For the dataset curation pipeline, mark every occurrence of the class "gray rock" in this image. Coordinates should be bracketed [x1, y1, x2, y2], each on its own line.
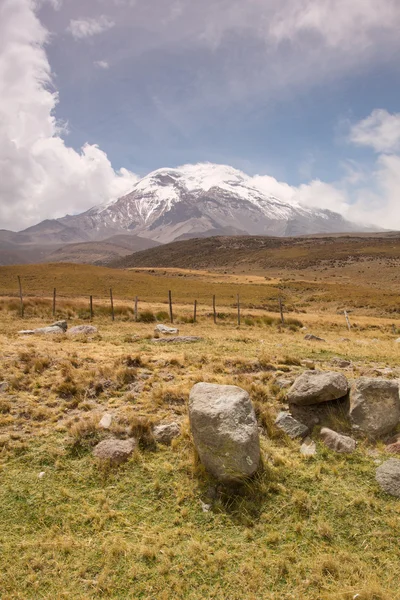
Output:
[320, 427, 356, 453]
[50, 320, 68, 332]
[68, 325, 98, 335]
[300, 438, 317, 456]
[99, 413, 113, 429]
[395, 338, 400, 344]
[304, 334, 326, 342]
[349, 378, 400, 438]
[19, 325, 65, 335]
[287, 370, 349, 406]
[93, 438, 136, 464]
[155, 324, 179, 335]
[153, 422, 181, 445]
[376, 459, 400, 497]
[0, 382, 8, 393]
[330, 357, 352, 368]
[189, 382, 260, 484]
[275, 412, 308, 439]
[151, 336, 203, 344]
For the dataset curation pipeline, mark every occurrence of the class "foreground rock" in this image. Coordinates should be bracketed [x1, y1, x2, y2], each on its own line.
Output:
[376, 459, 400, 497]
[153, 422, 181, 445]
[152, 336, 203, 344]
[93, 438, 136, 464]
[68, 325, 98, 336]
[189, 383, 260, 483]
[155, 324, 179, 335]
[288, 371, 349, 406]
[275, 412, 308, 439]
[320, 427, 356, 453]
[349, 378, 400, 438]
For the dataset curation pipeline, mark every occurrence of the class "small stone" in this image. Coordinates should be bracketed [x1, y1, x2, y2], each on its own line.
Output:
[151, 336, 203, 344]
[376, 459, 400, 497]
[93, 438, 136, 464]
[38, 471, 46, 479]
[300, 438, 317, 456]
[153, 422, 181, 445]
[155, 324, 179, 335]
[304, 334, 326, 342]
[275, 412, 308, 439]
[50, 320, 68, 332]
[320, 427, 356, 453]
[99, 413, 113, 430]
[0, 382, 9, 393]
[395, 338, 400, 344]
[200, 500, 211, 513]
[330, 357, 352, 368]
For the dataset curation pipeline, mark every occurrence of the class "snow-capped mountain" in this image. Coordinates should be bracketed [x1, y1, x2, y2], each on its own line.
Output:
[58, 163, 365, 243]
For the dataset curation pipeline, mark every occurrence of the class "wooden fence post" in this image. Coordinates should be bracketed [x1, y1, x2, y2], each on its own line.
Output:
[89, 296, 93, 321]
[134, 296, 138, 322]
[17, 276, 24, 318]
[213, 295, 217, 324]
[169, 290, 173, 324]
[279, 297, 285, 325]
[52, 287, 56, 317]
[110, 288, 115, 321]
[344, 310, 351, 331]
[237, 294, 241, 326]
[193, 299, 197, 323]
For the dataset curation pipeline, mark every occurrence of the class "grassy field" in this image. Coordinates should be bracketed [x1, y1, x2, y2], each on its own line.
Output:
[0, 263, 400, 599]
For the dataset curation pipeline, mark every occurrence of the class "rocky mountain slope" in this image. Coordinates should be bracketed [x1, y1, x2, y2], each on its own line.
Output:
[1, 163, 377, 265]
[59, 163, 368, 244]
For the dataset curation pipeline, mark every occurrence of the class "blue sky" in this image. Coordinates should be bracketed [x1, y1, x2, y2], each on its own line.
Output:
[1, 0, 400, 230]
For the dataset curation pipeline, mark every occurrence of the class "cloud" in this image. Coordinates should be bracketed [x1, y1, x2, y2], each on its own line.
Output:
[0, 0, 138, 231]
[67, 15, 115, 40]
[94, 60, 110, 69]
[349, 109, 400, 153]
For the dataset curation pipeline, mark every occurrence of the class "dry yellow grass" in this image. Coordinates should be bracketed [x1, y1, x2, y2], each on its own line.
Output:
[0, 265, 400, 598]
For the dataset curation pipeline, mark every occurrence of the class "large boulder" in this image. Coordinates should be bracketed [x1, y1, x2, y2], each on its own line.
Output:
[320, 427, 356, 453]
[287, 370, 349, 406]
[349, 378, 400, 438]
[376, 459, 400, 497]
[189, 383, 260, 484]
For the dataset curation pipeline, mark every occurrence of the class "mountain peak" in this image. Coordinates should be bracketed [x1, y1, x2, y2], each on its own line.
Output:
[57, 162, 373, 243]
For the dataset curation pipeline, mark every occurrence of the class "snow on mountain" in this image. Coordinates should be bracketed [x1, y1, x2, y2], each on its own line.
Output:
[58, 162, 367, 243]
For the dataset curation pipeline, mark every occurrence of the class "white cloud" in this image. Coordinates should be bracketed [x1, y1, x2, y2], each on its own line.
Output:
[0, 0, 138, 231]
[94, 60, 110, 69]
[349, 109, 400, 153]
[67, 15, 115, 40]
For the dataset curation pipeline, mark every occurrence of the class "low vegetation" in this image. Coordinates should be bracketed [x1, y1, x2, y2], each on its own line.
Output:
[0, 263, 400, 598]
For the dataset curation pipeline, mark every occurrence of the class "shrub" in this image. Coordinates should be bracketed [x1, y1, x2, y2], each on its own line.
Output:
[138, 310, 156, 323]
[156, 311, 169, 322]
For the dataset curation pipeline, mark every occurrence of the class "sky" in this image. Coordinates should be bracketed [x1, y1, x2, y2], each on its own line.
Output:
[1, 0, 400, 231]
